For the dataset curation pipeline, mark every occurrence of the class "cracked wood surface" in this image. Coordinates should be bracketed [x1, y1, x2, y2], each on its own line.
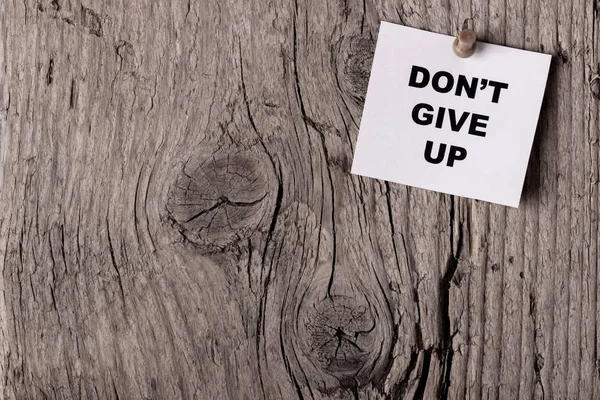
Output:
[1, 0, 600, 399]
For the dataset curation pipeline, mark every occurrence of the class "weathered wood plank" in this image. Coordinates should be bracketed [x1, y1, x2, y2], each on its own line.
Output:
[1, 0, 599, 399]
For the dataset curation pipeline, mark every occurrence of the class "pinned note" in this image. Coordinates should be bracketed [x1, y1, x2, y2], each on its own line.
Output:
[351, 22, 551, 207]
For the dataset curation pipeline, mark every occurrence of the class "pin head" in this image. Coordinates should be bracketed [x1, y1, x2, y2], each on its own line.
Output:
[453, 19, 477, 58]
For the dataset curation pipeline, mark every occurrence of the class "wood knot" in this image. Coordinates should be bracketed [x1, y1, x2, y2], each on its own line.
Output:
[337, 36, 375, 105]
[116, 41, 137, 75]
[298, 293, 391, 388]
[81, 6, 103, 37]
[166, 148, 276, 252]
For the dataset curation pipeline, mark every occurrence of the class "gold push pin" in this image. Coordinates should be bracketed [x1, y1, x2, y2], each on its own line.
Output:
[453, 19, 476, 58]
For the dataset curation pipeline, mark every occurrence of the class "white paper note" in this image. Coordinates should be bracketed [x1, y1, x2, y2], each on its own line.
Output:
[351, 22, 551, 207]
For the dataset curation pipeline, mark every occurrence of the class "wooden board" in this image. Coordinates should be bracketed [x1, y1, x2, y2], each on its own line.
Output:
[1, 0, 599, 398]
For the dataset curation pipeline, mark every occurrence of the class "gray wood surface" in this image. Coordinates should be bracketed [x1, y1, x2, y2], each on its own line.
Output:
[1, 0, 599, 399]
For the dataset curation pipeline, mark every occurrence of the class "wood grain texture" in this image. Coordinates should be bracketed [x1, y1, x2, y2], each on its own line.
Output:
[1, 0, 599, 399]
